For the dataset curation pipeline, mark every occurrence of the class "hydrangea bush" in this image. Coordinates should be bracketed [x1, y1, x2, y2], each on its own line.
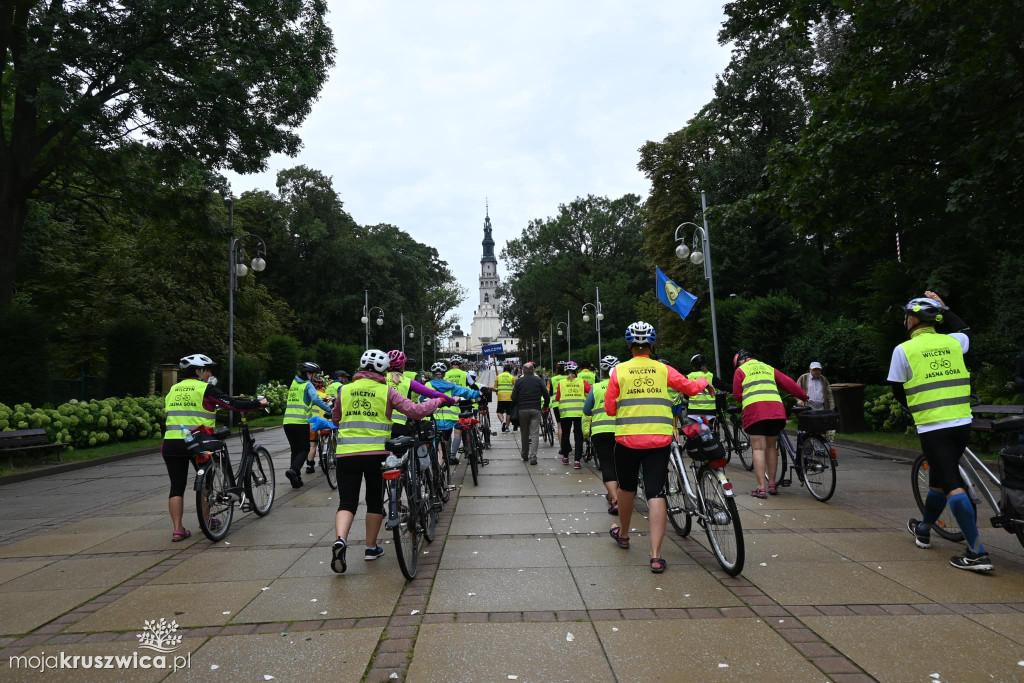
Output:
[0, 396, 166, 450]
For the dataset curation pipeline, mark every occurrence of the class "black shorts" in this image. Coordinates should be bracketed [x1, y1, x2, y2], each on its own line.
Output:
[553, 407, 561, 421]
[614, 442, 670, 499]
[746, 418, 787, 437]
[497, 401, 513, 414]
[919, 423, 971, 493]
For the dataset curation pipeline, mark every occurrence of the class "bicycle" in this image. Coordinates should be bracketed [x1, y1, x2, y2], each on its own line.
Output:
[710, 392, 751, 469]
[192, 402, 276, 542]
[410, 418, 442, 543]
[666, 425, 745, 576]
[458, 400, 485, 485]
[380, 434, 428, 580]
[910, 414, 1024, 548]
[772, 407, 839, 502]
[316, 427, 337, 490]
[541, 409, 555, 447]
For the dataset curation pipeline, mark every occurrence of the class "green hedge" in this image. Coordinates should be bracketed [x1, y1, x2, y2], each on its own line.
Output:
[0, 396, 166, 450]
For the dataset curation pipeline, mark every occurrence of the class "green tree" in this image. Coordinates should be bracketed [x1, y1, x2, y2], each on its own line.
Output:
[1, 0, 335, 307]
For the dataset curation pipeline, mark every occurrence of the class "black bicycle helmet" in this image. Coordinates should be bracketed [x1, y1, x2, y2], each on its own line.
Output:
[332, 370, 350, 380]
[903, 297, 947, 323]
[298, 361, 321, 375]
[733, 349, 753, 368]
[691, 353, 705, 369]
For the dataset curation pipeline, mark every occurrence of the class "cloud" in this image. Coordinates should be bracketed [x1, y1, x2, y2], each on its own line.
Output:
[223, 0, 730, 335]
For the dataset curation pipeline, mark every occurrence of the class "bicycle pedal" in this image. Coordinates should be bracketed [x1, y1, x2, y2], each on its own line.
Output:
[241, 503, 253, 513]
[447, 485, 457, 491]
[780, 479, 792, 487]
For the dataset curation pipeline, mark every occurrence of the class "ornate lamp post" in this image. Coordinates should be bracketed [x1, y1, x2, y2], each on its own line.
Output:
[400, 312, 415, 353]
[582, 287, 605, 379]
[360, 289, 384, 350]
[227, 198, 268, 410]
[674, 190, 721, 377]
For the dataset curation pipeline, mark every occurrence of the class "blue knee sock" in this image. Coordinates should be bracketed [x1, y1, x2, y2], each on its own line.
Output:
[948, 492, 985, 555]
[919, 490, 947, 532]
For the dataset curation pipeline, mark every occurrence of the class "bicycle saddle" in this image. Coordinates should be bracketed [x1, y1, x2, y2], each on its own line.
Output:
[213, 426, 231, 440]
[385, 435, 416, 453]
[993, 416, 1024, 433]
[726, 406, 741, 414]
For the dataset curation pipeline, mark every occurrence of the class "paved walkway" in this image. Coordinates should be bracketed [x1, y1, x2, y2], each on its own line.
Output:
[1, 426, 1024, 681]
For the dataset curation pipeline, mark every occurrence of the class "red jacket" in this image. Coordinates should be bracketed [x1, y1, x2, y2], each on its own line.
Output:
[732, 363, 808, 429]
[605, 355, 709, 449]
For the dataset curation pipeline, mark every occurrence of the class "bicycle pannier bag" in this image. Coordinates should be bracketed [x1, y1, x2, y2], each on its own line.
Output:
[684, 433, 727, 461]
[796, 410, 839, 433]
[1000, 445, 1024, 520]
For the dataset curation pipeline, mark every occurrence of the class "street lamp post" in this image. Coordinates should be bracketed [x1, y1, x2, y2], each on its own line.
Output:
[548, 321, 555, 370]
[556, 319, 570, 362]
[674, 190, 721, 377]
[582, 287, 605, 379]
[400, 313, 415, 354]
[360, 290, 384, 350]
[227, 199, 268, 418]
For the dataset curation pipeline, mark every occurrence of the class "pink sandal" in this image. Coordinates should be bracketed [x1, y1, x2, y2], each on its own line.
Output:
[767, 484, 778, 495]
[750, 488, 767, 499]
[172, 529, 191, 542]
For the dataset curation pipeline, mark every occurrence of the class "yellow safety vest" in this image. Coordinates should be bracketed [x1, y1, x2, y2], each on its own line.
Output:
[336, 378, 392, 456]
[496, 372, 515, 401]
[404, 370, 418, 384]
[387, 374, 413, 426]
[687, 371, 716, 412]
[427, 380, 459, 423]
[590, 380, 616, 435]
[559, 378, 586, 418]
[579, 370, 596, 386]
[284, 378, 313, 425]
[740, 360, 782, 410]
[548, 374, 566, 409]
[445, 368, 468, 388]
[613, 356, 674, 437]
[326, 381, 344, 401]
[900, 328, 972, 426]
[164, 379, 215, 439]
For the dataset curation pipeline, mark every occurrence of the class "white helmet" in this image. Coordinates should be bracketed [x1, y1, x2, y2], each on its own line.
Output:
[564, 361, 578, 372]
[600, 355, 619, 371]
[467, 371, 477, 383]
[180, 353, 215, 370]
[624, 321, 656, 345]
[431, 361, 448, 374]
[360, 349, 391, 373]
[450, 355, 464, 364]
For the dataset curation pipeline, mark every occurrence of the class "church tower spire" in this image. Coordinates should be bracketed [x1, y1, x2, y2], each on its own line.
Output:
[481, 200, 496, 264]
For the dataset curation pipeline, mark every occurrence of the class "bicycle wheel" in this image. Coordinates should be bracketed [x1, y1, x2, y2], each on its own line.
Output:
[666, 445, 692, 537]
[482, 412, 491, 448]
[320, 433, 338, 490]
[419, 460, 437, 543]
[245, 446, 276, 516]
[734, 419, 753, 471]
[197, 453, 234, 541]
[773, 439, 790, 488]
[698, 465, 744, 576]
[467, 432, 479, 485]
[799, 434, 836, 502]
[911, 453, 964, 541]
[437, 438, 452, 503]
[543, 416, 554, 446]
[392, 475, 420, 580]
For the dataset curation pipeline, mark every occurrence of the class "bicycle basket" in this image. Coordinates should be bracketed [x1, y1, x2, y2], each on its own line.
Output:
[796, 409, 839, 433]
[684, 433, 727, 461]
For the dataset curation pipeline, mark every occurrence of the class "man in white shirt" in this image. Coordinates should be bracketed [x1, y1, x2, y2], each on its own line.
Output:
[797, 362, 834, 411]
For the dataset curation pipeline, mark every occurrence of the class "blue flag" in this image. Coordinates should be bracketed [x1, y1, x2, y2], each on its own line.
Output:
[656, 266, 698, 320]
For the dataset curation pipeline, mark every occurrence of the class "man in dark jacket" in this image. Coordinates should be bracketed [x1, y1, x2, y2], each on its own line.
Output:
[511, 362, 550, 465]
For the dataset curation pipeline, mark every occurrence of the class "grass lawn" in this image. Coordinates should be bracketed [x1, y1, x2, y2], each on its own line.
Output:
[836, 430, 921, 451]
[239, 414, 283, 429]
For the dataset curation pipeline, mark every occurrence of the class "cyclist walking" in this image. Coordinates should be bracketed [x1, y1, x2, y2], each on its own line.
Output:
[548, 361, 567, 445]
[162, 354, 267, 541]
[425, 361, 481, 465]
[495, 364, 517, 432]
[584, 355, 621, 514]
[897, 293, 990, 571]
[511, 362, 550, 465]
[556, 361, 591, 468]
[445, 355, 469, 388]
[686, 353, 718, 423]
[325, 370, 351, 402]
[329, 349, 446, 574]
[284, 361, 333, 488]
[606, 322, 709, 573]
[578, 361, 596, 387]
[386, 350, 456, 436]
[733, 350, 807, 498]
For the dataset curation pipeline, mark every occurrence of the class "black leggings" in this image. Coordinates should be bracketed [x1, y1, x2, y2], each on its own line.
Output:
[337, 453, 386, 515]
[560, 416, 583, 460]
[163, 456, 199, 498]
[614, 442, 670, 499]
[592, 433, 617, 483]
[919, 423, 971, 493]
[284, 423, 312, 472]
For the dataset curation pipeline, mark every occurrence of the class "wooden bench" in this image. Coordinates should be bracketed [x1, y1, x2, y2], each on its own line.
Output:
[0, 428, 69, 469]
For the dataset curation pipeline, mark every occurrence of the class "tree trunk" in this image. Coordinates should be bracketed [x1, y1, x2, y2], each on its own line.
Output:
[0, 188, 29, 309]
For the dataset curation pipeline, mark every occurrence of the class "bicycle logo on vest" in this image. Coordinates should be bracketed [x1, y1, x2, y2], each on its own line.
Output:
[350, 398, 373, 411]
[929, 359, 952, 371]
[632, 377, 655, 388]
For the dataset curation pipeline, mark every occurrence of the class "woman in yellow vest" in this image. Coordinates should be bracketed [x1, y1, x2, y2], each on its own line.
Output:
[386, 350, 456, 437]
[894, 293, 989, 572]
[162, 354, 267, 542]
[732, 350, 807, 498]
[283, 361, 333, 489]
[495, 364, 517, 432]
[328, 349, 446, 574]
[686, 353, 718, 423]
[584, 355, 621, 514]
[556, 361, 591, 468]
[548, 361, 567, 444]
[605, 322, 710, 573]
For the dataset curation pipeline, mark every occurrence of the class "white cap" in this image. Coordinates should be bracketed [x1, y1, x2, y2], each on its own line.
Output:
[809, 361, 822, 370]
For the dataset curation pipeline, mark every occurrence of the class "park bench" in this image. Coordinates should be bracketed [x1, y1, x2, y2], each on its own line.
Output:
[0, 428, 69, 469]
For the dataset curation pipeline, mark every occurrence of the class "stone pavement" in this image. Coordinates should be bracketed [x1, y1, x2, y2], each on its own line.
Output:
[1, 426, 1024, 681]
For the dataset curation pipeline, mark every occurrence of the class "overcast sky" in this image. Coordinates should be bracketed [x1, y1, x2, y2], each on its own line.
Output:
[224, 1, 732, 336]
